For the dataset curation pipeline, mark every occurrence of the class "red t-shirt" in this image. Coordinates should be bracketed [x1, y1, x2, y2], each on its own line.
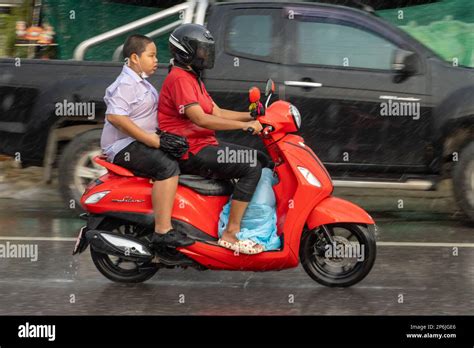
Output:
[158, 66, 218, 159]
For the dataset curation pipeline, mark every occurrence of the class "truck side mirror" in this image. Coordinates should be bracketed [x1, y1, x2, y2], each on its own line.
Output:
[392, 49, 418, 82]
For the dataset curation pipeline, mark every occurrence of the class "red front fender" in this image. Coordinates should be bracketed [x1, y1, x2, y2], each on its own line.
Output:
[306, 196, 374, 228]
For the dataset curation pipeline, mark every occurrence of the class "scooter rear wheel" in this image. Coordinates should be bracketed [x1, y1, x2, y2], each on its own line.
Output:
[300, 223, 376, 287]
[91, 249, 158, 283]
[90, 222, 159, 283]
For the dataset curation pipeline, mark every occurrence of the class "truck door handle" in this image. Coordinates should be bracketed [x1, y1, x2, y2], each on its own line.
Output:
[379, 95, 420, 101]
[284, 81, 323, 88]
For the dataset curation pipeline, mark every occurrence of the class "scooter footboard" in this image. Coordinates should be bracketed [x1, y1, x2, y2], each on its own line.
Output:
[306, 196, 374, 229]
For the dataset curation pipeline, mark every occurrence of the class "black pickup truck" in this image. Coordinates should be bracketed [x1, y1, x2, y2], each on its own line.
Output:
[0, 1, 473, 221]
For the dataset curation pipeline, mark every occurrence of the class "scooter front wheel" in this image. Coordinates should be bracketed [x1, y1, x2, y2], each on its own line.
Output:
[300, 223, 376, 287]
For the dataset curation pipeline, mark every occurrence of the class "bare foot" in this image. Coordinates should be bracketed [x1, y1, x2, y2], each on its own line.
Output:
[220, 227, 239, 244]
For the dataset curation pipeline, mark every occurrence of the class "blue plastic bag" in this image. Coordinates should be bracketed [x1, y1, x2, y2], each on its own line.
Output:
[218, 168, 281, 251]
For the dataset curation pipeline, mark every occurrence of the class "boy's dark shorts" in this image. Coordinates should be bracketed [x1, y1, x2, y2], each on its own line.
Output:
[113, 141, 180, 181]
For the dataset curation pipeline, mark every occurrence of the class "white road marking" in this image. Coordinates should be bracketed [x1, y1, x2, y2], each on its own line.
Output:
[0, 279, 75, 283]
[377, 241, 474, 247]
[0, 277, 434, 290]
[0, 236, 77, 241]
[0, 237, 474, 247]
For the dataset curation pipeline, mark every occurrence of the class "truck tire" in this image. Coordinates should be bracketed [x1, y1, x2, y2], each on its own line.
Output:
[452, 141, 474, 221]
[58, 129, 105, 213]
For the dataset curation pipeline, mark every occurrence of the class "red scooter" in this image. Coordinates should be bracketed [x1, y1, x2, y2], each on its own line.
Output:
[73, 79, 376, 287]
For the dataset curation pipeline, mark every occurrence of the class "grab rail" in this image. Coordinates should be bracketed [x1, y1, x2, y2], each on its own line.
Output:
[73, 0, 209, 61]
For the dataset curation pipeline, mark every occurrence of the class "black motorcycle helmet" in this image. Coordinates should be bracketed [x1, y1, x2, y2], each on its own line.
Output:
[169, 23, 215, 71]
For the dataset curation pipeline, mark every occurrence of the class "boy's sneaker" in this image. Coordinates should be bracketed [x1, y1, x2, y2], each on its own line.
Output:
[151, 229, 195, 248]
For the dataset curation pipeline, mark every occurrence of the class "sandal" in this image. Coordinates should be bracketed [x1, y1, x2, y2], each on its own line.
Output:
[236, 239, 264, 255]
[217, 238, 239, 252]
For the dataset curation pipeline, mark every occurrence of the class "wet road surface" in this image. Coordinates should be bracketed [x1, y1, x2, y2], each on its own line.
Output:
[0, 198, 473, 315]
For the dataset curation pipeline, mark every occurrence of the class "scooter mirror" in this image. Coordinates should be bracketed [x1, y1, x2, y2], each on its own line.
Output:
[265, 79, 275, 97]
[249, 87, 261, 103]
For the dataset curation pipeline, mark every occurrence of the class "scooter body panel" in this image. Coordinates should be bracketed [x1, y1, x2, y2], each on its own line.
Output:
[269, 134, 334, 257]
[81, 174, 153, 215]
[306, 196, 375, 228]
[81, 173, 230, 238]
[178, 241, 298, 271]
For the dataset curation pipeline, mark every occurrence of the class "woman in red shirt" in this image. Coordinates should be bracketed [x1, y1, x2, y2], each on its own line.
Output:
[159, 24, 270, 254]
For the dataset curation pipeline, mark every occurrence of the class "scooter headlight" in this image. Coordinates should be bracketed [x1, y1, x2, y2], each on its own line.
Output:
[84, 190, 110, 204]
[290, 104, 301, 129]
[297, 166, 321, 187]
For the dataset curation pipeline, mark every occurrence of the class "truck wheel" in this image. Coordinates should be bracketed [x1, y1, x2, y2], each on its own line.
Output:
[452, 141, 474, 221]
[58, 129, 105, 213]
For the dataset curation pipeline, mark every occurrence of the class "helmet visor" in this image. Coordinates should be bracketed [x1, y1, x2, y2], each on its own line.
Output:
[195, 42, 215, 69]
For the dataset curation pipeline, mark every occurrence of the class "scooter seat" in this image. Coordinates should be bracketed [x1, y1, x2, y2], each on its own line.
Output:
[178, 175, 234, 196]
[94, 156, 233, 196]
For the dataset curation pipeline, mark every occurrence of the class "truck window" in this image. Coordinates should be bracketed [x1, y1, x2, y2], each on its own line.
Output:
[296, 21, 398, 70]
[226, 14, 273, 59]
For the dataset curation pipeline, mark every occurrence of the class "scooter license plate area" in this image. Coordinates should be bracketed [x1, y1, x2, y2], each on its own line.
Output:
[72, 226, 87, 255]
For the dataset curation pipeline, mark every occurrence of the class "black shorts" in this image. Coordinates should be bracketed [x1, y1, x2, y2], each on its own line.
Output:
[113, 141, 180, 181]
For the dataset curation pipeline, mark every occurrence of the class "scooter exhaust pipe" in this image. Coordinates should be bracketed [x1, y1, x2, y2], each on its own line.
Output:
[85, 229, 154, 262]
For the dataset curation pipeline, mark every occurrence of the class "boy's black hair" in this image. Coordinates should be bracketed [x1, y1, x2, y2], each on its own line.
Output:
[123, 34, 153, 60]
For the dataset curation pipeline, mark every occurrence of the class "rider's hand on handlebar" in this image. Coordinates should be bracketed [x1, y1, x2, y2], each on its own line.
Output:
[144, 133, 161, 148]
[249, 101, 265, 119]
[244, 120, 263, 135]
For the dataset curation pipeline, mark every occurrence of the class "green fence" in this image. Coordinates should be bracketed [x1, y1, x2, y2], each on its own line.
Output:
[41, 0, 179, 62]
[377, 0, 474, 67]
